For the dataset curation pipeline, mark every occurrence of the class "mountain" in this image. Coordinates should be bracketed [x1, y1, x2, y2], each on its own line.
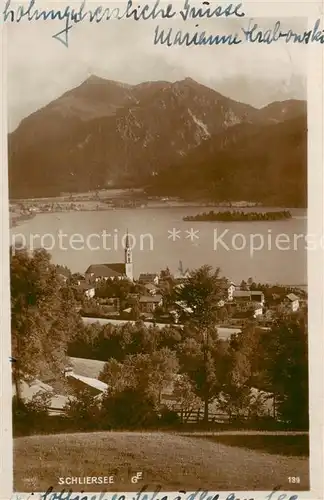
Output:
[252, 99, 307, 124]
[9, 76, 136, 151]
[8, 76, 307, 204]
[148, 115, 307, 207]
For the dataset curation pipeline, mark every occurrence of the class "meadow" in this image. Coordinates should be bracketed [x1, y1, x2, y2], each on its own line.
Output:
[14, 431, 309, 492]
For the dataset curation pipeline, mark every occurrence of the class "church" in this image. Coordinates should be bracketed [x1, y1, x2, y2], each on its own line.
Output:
[85, 232, 133, 282]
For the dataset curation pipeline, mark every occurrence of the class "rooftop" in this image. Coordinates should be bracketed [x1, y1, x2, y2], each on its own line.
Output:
[286, 293, 299, 301]
[85, 263, 126, 278]
[233, 290, 264, 298]
[144, 283, 158, 290]
[65, 371, 108, 392]
[233, 291, 251, 298]
[139, 294, 162, 303]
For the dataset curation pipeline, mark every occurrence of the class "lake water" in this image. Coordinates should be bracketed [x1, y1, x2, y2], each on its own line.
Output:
[11, 206, 307, 286]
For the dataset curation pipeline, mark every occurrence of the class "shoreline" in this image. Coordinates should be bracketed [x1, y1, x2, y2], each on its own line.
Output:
[9, 205, 307, 229]
[10, 203, 307, 213]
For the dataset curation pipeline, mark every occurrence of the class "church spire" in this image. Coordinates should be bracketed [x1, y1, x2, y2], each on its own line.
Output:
[124, 229, 133, 280]
[125, 228, 130, 249]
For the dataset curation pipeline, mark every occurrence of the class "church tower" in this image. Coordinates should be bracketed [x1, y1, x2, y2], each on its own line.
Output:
[124, 230, 133, 281]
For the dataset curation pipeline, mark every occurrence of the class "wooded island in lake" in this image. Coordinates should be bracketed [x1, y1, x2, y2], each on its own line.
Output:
[183, 210, 292, 222]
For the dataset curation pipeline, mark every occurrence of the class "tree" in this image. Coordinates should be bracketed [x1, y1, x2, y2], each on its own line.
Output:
[247, 277, 254, 287]
[228, 316, 309, 429]
[12, 389, 53, 435]
[217, 326, 272, 424]
[240, 280, 248, 291]
[172, 374, 203, 423]
[11, 248, 78, 405]
[176, 265, 224, 422]
[176, 265, 223, 328]
[217, 347, 252, 423]
[218, 305, 229, 323]
[160, 267, 172, 280]
[98, 358, 125, 392]
[178, 331, 226, 423]
[101, 388, 157, 429]
[64, 387, 101, 429]
[99, 348, 179, 403]
[131, 301, 141, 320]
[160, 277, 176, 311]
[260, 314, 308, 428]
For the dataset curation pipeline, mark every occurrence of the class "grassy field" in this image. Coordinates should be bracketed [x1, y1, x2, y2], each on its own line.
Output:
[191, 434, 309, 457]
[14, 431, 309, 493]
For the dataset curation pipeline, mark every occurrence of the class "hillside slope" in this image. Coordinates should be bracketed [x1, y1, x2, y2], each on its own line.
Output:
[148, 115, 307, 207]
[14, 431, 308, 492]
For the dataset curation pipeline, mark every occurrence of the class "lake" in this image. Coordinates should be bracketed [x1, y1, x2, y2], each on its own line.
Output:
[10, 206, 307, 286]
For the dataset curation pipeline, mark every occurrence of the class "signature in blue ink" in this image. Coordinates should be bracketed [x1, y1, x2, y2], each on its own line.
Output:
[154, 24, 241, 46]
[242, 18, 324, 44]
[154, 17, 324, 47]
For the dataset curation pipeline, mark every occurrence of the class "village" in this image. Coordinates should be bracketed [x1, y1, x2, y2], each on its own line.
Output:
[55, 230, 306, 327]
[13, 233, 308, 428]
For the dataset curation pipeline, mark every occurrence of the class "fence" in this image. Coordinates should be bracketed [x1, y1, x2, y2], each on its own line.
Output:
[173, 408, 231, 424]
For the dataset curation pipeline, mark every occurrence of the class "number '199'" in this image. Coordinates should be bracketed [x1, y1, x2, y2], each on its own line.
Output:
[288, 477, 301, 483]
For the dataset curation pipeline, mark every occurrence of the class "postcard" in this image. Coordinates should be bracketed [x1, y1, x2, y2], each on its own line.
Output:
[0, 1, 323, 499]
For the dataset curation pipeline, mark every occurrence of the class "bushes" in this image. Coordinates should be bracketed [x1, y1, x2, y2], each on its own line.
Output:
[158, 406, 180, 427]
[12, 392, 71, 436]
[101, 388, 158, 429]
[64, 388, 104, 431]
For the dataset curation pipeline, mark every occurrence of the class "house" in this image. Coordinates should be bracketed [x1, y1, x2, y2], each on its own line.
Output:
[12, 378, 70, 416]
[233, 290, 265, 306]
[85, 232, 133, 282]
[56, 265, 71, 283]
[250, 291, 265, 305]
[170, 300, 194, 323]
[84, 287, 95, 299]
[286, 293, 300, 312]
[139, 294, 163, 313]
[64, 369, 108, 396]
[138, 273, 159, 285]
[253, 305, 263, 318]
[97, 297, 120, 314]
[233, 290, 253, 302]
[78, 280, 95, 298]
[144, 283, 159, 295]
[218, 279, 236, 301]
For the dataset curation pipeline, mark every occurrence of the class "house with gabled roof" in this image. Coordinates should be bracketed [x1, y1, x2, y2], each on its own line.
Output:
[285, 293, 300, 312]
[139, 294, 163, 313]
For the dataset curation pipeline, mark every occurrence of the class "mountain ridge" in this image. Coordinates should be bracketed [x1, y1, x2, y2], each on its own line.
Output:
[8, 75, 307, 205]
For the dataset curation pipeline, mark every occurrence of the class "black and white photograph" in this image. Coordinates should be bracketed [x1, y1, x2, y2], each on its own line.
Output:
[3, 7, 318, 497]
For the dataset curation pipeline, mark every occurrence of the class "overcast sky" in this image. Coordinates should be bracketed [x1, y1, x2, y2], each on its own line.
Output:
[7, 16, 307, 130]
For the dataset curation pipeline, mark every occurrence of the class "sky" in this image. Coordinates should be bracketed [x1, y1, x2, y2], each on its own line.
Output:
[6, 15, 307, 130]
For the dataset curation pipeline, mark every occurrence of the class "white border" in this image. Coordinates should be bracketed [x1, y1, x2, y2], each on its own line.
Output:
[1, 1, 324, 499]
